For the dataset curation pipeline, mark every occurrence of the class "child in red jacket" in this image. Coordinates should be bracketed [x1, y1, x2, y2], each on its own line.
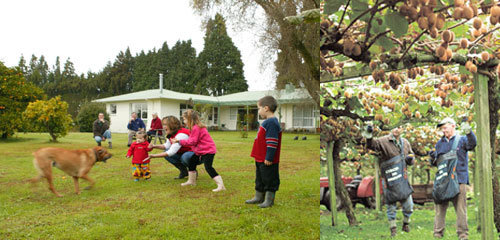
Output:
[126, 131, 153, 181]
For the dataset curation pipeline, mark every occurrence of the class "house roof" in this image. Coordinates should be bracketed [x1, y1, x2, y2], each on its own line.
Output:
[93, 87, 313, 106]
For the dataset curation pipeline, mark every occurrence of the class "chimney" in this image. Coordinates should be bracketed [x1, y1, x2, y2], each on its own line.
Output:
[159, 73, 163, 93]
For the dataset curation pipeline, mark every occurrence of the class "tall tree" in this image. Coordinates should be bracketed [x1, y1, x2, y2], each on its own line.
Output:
[18, 55, 27, 75]
[197, 13, 247, 96]
[166, 40, 200, 94]
[109, 48, 134, 95]
[190, 0, 320, 103]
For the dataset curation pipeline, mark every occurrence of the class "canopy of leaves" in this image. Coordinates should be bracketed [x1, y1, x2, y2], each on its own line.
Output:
[23, 96, 73, 142]
[0, 62, 45, 138]
[76, 102, 109, 132]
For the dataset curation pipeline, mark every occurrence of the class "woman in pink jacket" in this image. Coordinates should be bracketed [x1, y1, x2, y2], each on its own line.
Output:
[171, 110, 225, 192]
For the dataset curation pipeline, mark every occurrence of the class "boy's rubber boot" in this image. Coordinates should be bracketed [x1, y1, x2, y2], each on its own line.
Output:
[108, 142, 112, 149]
[212, 175, 226, 192]
[97, 141, 101, 146]
[181, 171, 197, 186]
[173, 163, 188, 179]
[245, 191, 264, 204]
[258, 191, 275, 208]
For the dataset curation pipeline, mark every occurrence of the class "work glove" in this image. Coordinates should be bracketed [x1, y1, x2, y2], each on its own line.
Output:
[405, 154, 415, 165]
[361, 125, 373, 139]
[461, 122, 471, 135]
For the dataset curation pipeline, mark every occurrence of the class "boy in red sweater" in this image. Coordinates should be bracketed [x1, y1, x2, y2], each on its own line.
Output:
[126, 131, 153, 181]
[246, 96, 282, 208]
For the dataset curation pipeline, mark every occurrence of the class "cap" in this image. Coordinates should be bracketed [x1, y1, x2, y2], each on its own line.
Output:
[437, 117, 456, 128]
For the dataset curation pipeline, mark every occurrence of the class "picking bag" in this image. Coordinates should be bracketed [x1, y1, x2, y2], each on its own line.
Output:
[380, 138, 414, 204]
[432, 135, 461, 204]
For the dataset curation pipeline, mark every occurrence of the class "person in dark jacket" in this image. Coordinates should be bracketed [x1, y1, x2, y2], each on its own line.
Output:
[93, 113, 112, 148]
[127, 112, 145, 147]
[363, 125, 414, 237]
[429, 117, 476, 239]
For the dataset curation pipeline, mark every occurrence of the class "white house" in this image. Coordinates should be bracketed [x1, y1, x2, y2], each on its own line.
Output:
[93, 83, 317, 133]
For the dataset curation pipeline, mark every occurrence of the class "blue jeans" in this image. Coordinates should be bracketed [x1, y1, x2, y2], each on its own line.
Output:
[165, 151, 194, 166]
[94, 130, 111, 143]
[387, 195, 413, 222]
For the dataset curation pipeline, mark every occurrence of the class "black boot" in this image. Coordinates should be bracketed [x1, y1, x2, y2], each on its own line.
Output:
[97, 141, 101, 146]
[245, 191, 264, 204]
[173, 162, 188, 179]
[258, 191, 275, 208]
[390, 227, 397, 237]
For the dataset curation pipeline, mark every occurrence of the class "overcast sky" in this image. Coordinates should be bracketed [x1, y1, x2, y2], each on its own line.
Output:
[0, 0, 276, 91]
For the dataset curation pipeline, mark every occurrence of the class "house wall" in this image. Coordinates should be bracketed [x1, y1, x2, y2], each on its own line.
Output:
[107, 102, 132, 133]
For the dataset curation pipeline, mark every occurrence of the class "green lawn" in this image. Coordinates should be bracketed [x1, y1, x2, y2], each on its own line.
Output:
[0, 131, 319, 239]
[320, 202, 496, 239]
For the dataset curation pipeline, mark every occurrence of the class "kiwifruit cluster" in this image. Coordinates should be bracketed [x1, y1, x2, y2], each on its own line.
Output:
[401, 103, 412, 118]
[490, 5, 500, 24]
[320, 51, 344, 77]
[465, 60, 478, 73]
[407, 67, 424, 79]
[371, 69, 386, 83]
[436, 30, 455, 61]
[453, 0, 477, 20]
[461, 84, 474, 94]
[389, 72, 404, 90]
[343, 39, 362, 57]
[429, 65, 446, 75]
[404, 85, 432, 102]
[399, 0, 445, 36]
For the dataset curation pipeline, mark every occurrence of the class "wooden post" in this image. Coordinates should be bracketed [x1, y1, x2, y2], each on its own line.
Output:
[374, 159, 381, 211]
[327, 141, 337, 226]
[474, 156, 481, 231]
[473, 73, 495, 240]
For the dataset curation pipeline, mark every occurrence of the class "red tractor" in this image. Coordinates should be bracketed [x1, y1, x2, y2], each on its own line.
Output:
[320, 175, 380, 211]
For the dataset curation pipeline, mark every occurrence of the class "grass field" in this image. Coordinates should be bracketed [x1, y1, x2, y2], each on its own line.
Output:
[0, 131, 319, 239]
[320, 202, 498, 239]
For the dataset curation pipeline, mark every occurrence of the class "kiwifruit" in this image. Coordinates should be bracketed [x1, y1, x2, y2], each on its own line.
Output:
[430, 65, 436, 73]
[444, 72, 451, 81]
[429, 0, 437, 7]
[436, 46, 446, 57]
[463, 6, 474, 20]
[430, 27, 438, 38]
[436, 14, 445, 29]
[473, 18, 482, 30]
[469, 95, 474, 104]
[353, 44, 362, 56]
[343, 39, 354, 55]
[481, 51, 490, 61]
[409, 7, 419, 21]
[419, 0, 429, 5]
[468, 85, 474, 93]
[461, 86, 468, 94]
[415, 111, 422, 118]
[461, 74, 468, 83]
[399, 4, 410, 16]
[454, 0, 464, 7]
[470, 64, 477, 73]
[375, 114, 383, 121]
[369, 61, 377, 70]
[344, 91, 352, 98]
[481, 27, 487, 34]
[491, 15, 499, 25]
[472, 5, 478, 17]
[418, 17, 429, 29]
[460, 38, 468, 49]
[473, 29, 481, 37]
[453, 7, 463, 20]
[446, 48, 453, 59]
[427, 13, 437, 26]
[442, 30, 452, 43]
[465, 60, 473, 70]
[321, 20, 330, 30]
[497, 65, 500, 75]
[492, 6, 500, 18]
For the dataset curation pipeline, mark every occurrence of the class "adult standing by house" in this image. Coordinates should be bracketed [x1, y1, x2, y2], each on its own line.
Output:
[127, 112, 145, 147]
[362, 125, 415, 237]
[145, 116, 194, 179]
[93, 113, 112, 148]
[147, 112, 163, 142]
[429, 117, 476, 239]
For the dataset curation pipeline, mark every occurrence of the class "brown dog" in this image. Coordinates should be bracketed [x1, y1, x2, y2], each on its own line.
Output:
[30, 146, 112, 197]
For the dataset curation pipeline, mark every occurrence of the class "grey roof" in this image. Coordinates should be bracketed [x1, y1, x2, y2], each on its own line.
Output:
[93, 88, 313, 106]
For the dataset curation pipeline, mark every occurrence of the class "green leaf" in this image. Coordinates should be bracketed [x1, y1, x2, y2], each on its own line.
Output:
[450, 24, 469, 38]
[324, 0, 343, 15]
[370, 17, 386, 35]
[419, 103, 430, 114]
[459, 65, 468, 75]
[350, 0, 370, 22]
[375, 36, 394, 51]
[384, 12, 408, 37]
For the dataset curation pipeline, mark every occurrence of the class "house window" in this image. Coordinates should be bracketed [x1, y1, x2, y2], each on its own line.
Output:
[293, 104, 315, 128]
[110, 104, 117, 115]
[230, 107, 237, 120]
[133, 103, 148, 122]
[213, 107, 218, 124]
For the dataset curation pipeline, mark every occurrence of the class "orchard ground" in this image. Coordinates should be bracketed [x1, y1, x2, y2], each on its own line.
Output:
[0, 131, 318, 239]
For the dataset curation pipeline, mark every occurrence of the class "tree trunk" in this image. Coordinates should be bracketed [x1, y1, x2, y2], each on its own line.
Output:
[487, 74, 500, 233]
[1, 132, 7, 139]
[332, 139, 358, 225]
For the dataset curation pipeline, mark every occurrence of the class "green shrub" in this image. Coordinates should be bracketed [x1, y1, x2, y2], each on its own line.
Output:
[76, 102, 109, 132]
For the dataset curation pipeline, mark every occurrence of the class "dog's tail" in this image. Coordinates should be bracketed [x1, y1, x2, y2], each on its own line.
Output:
[29, 157, 45, 183]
